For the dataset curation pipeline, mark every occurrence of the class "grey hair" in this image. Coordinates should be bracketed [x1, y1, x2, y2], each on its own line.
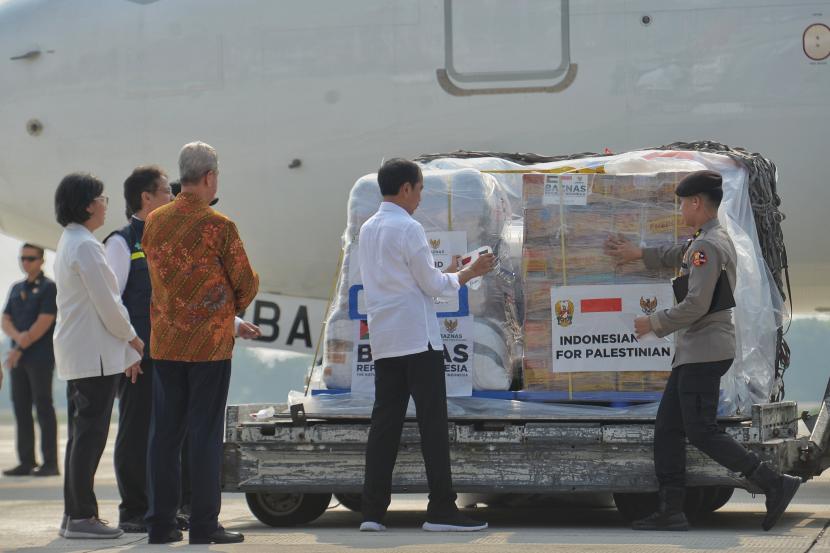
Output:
[178, 141, 218, 183]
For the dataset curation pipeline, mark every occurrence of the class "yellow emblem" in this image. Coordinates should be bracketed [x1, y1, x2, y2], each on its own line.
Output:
[429, 238, 441, 250]
[554, 299, 574, 327]
[443, 319, 458, 333]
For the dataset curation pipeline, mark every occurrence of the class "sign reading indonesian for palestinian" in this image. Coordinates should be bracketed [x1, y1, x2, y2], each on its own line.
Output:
[550, 284, 675, 373]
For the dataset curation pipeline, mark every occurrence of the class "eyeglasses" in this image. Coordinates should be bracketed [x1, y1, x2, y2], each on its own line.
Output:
[20, 256, 41, 262]
[95, 195, 109, 205]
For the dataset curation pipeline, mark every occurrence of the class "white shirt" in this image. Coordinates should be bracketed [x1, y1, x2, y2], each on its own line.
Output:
[53, 223, 141, 380]
[104, 217, 243, 333]
[357, 202, 460, 360]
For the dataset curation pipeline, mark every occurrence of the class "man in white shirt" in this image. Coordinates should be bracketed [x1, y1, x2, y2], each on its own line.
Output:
[358, 159, 494, 533]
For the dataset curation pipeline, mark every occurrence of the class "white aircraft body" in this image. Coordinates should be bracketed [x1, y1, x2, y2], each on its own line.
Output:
[0, 0, 828, 356]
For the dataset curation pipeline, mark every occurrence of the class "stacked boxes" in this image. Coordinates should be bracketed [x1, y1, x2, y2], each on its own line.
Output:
[521, 172, 693, 395]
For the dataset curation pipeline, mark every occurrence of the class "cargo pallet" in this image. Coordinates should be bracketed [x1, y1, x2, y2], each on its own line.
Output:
[221, 379, 830, 527]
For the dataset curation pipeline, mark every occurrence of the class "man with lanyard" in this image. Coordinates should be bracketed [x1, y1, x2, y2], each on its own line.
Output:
[104, 167, 260, 533]
[605, 170, 800, 531]
[1, 243, 58, 477]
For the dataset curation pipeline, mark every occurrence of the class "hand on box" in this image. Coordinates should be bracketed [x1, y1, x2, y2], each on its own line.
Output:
[604, 235, 642, 265]
[634, 316, 653, 338]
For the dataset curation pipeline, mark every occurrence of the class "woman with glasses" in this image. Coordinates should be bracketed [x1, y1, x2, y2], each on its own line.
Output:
[52, 173, 143, 539]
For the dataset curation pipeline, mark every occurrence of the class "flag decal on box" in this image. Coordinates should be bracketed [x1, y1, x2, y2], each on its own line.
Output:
[580, 298, 622, 313]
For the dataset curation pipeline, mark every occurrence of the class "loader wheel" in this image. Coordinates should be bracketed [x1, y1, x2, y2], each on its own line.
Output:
[613, 492, 658, 522]
[613, 488, 710, 522]
[245, 492, 332, 527]
[334, 493, 363, 513]
[699, 486, 734, 514]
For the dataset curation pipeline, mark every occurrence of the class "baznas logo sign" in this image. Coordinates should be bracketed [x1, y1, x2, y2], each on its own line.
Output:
[555, 299, 574, 327]
[443, 319, 459, 333]
[429, 239, 441, 250]
[639, 296, 658, 315]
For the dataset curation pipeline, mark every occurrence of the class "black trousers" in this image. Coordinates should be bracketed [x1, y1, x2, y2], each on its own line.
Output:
[10, 359, 57, 467]
[654, 360, 760, 488]
[362, 346, 456, 522]
[114, 358, 153, 522]
[145, 359, 231, 541]
[63, 374, 119, 519]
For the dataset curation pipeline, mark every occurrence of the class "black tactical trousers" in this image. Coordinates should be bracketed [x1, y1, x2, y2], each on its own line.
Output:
[362, 345, 456, 523]
[114, 358, 154, 522]
[10, 360, 57, 467]
[654, 360, 760, 488]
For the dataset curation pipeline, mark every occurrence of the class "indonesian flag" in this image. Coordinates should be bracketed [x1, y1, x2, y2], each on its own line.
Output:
[580, 297, 623, 313]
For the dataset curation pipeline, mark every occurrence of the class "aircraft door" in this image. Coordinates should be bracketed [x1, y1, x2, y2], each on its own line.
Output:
[437, 0, 576, 95]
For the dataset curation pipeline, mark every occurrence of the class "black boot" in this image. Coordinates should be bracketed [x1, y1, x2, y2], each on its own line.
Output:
[632, 487, 690, 531]
[747, 462, 801, 531]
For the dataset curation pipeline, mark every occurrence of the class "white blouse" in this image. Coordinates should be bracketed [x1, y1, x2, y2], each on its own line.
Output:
[53, 223, 140, 380]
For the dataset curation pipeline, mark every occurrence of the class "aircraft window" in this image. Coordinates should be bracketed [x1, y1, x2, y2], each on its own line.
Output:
[441, 0, 573, 91]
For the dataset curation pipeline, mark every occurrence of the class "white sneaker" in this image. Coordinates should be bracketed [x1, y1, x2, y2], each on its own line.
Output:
[359, 521, 387, 532]
[64, 517, 125, 539]
[58, 514, 68, 537]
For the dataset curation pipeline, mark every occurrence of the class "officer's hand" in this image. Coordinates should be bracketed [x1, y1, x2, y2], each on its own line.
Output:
[634, 316, 653, 338]
[16, 331, 32, 349]
[5, 349, 21, 370]
[604, 235, 642, 265]
[237, 321, 262, 340]
[124, 362, 143, 384]
[129, 336, 144, 356]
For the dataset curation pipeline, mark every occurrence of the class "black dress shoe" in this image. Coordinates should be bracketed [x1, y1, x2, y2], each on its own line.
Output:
[190, 527, 244, 544]
[31, 464, 60, 477]
[148, 528, 183, 544]
[2, 464, 36, 476]
[118, 517, 147, 533]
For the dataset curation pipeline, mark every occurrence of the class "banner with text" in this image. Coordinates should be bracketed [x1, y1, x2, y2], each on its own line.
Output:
[550, 283, 674, 372]
[351, 316, 474, 397]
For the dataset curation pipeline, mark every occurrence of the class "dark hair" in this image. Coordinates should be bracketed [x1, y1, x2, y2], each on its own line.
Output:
[21, 243, 44, 258]
[377, 158, 422, 196]
[124, 165, 167, 219]
[701, 188, 723, 208]
[55, 173, 104, 227]
[169, 180, 181, 197]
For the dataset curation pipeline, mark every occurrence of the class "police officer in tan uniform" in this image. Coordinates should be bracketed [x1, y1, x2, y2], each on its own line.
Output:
[605, 170, 800, 531]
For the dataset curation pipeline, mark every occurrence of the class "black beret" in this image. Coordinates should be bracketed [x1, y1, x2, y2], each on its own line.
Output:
[675, 170, 722, 197]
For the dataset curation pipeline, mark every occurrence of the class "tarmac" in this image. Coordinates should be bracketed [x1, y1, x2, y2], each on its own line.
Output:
[0, 423, 828, 553]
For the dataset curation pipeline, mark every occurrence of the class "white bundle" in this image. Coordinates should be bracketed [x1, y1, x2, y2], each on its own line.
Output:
[320, 167, 518, 391]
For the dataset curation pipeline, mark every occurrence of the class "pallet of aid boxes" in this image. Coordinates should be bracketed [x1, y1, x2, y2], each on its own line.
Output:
[521, 170, 694, 400]
[319, 167, 521, 397]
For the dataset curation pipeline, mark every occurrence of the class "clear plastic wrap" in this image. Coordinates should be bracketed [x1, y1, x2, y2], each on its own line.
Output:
[417, 150, 784, 415]
[287, 390, 661, 420]
[316, 168, 521, 394]
[299, 148, 783, 418]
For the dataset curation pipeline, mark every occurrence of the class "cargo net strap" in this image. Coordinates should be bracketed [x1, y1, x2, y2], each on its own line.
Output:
[416, 141, 791, 402]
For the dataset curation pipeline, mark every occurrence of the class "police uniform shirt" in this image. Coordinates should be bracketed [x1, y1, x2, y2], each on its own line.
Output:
[2, 272, 57, 366]
[641, 218, 737, 368]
